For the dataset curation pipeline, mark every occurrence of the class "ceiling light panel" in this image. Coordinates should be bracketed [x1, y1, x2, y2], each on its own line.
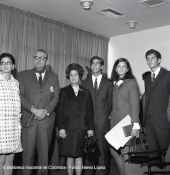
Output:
[97, 8, 124, 19]
[139, 0, 168, 8]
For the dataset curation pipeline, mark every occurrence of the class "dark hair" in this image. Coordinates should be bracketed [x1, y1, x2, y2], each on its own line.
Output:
[145, 49, 161, 59]
[90, 56, 104, 66]
[36, 49, 48, 59]
[0, 53, 15, 64]
[66, 63, 84, 80]
[111, 58, 134, 82]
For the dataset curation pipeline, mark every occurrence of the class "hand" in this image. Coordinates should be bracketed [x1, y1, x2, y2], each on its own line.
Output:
[31, 107, 48, 120]
[87, 130, 94, 137]
[131, 129, 140, 137]
[31, 107, 44, 118]
[38, 110, 48, 120]
[59, 129, 67, 139]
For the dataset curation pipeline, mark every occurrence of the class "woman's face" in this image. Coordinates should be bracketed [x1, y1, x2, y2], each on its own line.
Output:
[116, 61, 129, 78]
[0, 57, 14, 74]
[69, 70, 80, 85]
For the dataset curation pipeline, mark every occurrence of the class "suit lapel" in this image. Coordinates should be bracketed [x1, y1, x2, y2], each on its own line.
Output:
[31, 69, 40, 87]
[151, 68, 164, 89]
[42, 70, 49, 87]
[88, 75, 95, 96]
[97, 76, 105, 95]
[67, 84, 84, 100]
[77, 85, 85, 100]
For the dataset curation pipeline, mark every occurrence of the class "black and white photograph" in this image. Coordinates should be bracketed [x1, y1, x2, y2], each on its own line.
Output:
[0, 0, 170, 175]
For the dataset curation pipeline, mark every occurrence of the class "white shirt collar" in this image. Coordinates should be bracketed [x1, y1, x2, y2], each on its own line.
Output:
[114, 80, 124, 87]
[35, 70, 46, 80]
[152, 67, 160, 78]
[92, 74, 102, 88]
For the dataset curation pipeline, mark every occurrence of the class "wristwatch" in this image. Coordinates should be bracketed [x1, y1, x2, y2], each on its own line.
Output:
[44, 109, 49, 116]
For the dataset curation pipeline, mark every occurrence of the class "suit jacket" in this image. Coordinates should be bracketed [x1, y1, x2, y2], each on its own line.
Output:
[57, 85, 94, 131]
[18, 69, 60, 128]
[81, 74, 113, 132]
[111, 79, 140, 128]
[143, 68, 170, 128]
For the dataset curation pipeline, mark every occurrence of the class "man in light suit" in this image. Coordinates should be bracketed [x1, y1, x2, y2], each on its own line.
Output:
[143, 49, 170, 158]
[18, 49, 60, 175]
[82, 56, 112, 175]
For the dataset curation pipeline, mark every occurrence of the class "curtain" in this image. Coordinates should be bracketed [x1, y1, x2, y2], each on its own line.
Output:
[0, 3, 109, 87]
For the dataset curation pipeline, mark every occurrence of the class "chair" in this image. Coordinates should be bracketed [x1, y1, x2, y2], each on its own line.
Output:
[127, 148, 170, 175]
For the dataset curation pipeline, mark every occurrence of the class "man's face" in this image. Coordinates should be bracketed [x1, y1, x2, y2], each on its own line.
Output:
[90, 59, 103, 75]
[146, 53, 161, 71]
[33, 51, 47, 71]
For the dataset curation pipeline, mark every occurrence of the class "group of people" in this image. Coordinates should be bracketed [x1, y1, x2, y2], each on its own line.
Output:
[0, 48, 170, 175]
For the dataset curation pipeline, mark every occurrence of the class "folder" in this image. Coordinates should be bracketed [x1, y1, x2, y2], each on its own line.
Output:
[105, 115, 132, 150]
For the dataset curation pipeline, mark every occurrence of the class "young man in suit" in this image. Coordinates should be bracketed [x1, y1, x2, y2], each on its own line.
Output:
[18, 49, 60, 175]
[82, 56, 112, 175]
[143, 49, 170, 158]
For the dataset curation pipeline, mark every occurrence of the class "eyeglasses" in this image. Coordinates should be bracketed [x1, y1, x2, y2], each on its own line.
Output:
[33, 56, 47, 61]
[0, 61, 12, 65]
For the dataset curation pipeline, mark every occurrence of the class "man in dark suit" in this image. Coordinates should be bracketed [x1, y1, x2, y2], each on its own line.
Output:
[18, 49, 60, 175]
[82, 56, 112, 175]
[143, 49, 170, 158]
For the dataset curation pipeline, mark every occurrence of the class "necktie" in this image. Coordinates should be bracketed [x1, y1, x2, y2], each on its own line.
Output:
[38, 73, 43, 87]
[94, 78, 98, 94]
[151, 73, 155, 82]
[34, 68, 45, 87]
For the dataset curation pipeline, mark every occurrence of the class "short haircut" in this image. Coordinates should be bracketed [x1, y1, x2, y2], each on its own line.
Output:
[0, 53, 15, 64]
[66, 63, 84, 80]
[90, 56, 104, 66]
[36, 49, 48, 59]
[145, 49, 161, 59]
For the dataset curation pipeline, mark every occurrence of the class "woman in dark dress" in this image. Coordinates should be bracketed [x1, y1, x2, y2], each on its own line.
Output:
[58, 63, 94, 175]
[110, 58, 140, 175]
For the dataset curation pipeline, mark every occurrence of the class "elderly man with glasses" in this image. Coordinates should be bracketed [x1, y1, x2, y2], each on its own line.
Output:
[18, 49, 60, 175]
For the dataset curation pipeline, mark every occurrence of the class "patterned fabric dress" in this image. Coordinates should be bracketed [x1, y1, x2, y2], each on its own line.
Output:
[0, 74, 23, 154]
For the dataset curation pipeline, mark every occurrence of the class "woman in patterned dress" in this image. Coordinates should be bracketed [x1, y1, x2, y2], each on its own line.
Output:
[0, 53, 22, 175]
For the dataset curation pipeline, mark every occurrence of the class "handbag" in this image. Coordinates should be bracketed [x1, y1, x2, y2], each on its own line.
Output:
[83, 135, 100, 162]
[122, 130, 149, 164]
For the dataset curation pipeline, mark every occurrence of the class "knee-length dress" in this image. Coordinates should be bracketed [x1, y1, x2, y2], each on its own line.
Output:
[57, 85, 94, 157]
[0, 74, 23, 154]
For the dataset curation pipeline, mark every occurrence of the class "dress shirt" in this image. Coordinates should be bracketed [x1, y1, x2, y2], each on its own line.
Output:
[35, 70, 46, 81]
[92, 74, 102, 89]
[152, 66, 160, 79]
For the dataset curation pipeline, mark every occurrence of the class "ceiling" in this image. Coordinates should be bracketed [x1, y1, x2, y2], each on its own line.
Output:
[0, 0, 170, 38]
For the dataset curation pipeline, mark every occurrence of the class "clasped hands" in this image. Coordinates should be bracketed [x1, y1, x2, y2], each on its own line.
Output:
[59, 129, 94, 139]
[31, 106, 48, 120]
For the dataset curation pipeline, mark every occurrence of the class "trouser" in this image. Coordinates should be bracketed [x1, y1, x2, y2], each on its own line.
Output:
[22, 126, 53, 175]
[145, 118, 170, 158]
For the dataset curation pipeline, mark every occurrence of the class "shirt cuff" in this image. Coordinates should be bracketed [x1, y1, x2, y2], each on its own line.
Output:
[133, 123, 140, 129]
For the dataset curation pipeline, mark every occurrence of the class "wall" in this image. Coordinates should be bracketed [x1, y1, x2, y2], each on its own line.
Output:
[108, 25, 170, 94]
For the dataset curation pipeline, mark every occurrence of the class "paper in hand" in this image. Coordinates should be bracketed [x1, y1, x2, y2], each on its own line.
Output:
[105, 115, 132, 150]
